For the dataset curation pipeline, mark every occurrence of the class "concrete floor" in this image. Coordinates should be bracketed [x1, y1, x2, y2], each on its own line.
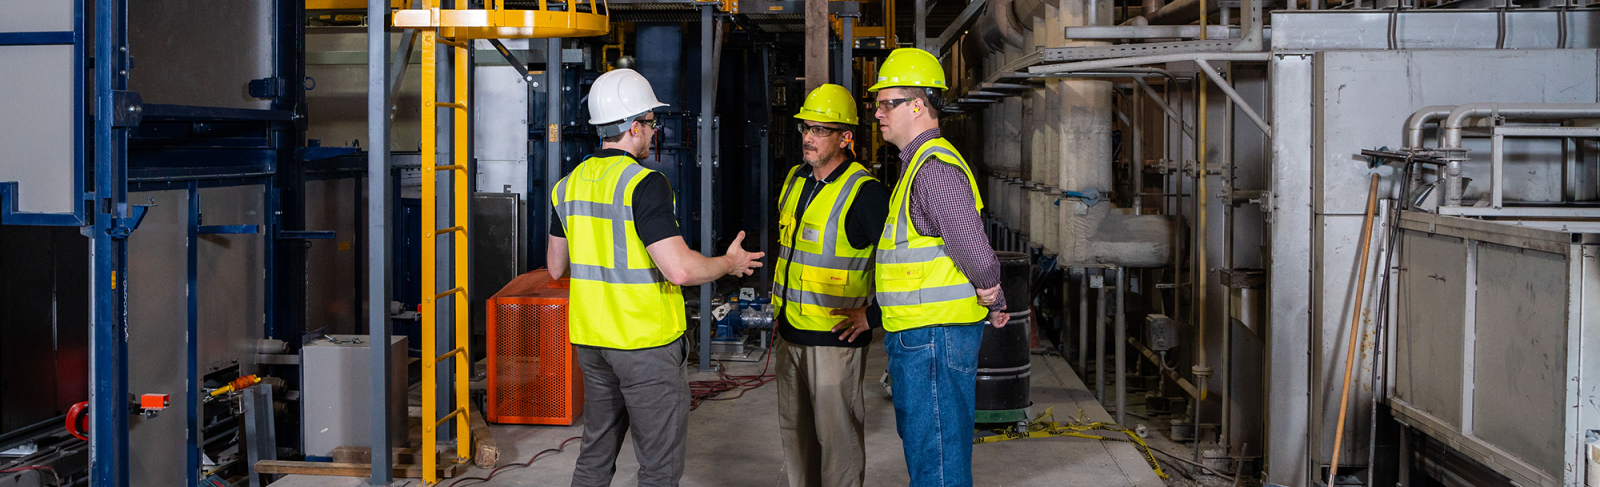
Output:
[272, 334, 1168, 487]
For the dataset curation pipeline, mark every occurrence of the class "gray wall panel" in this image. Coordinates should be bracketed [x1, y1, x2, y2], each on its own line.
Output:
[305, 178, 363, 336]
[1393, 231, 1465, 428]
[125, 189, 190, 487]
[128, 0, 273, 109]
[0, 45, 77, 215]
[197, 185, 266, 375]
[0, 0, 73, 32]
[1473, 242, 1567, 477]
[1267, 52, 1315, 486]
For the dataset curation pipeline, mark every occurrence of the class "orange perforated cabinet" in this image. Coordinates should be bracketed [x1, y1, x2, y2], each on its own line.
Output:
[486, 270, 583, 425]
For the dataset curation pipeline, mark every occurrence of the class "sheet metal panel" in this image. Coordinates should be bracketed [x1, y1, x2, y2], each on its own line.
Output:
[470, 193, 522, 362]
[196, 185, 266, 375]
[127, 0, 272, 109]
[474, 41, 531, 198]
[1472, 242, 1568, 477]
[1272, 10, 1599, 51]
[1393, 231, 1466, 429]
[0, 0, 73, 32]
[304, 32, 425, 152]
[1266, 52, 1315, 486]
[304, 178, 363, 336]
[125, 189, 190, 487]
[0, 45, 77, 215]
[0, 226, 90, 434]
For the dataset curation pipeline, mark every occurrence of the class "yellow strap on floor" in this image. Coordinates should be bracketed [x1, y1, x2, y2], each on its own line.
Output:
[974, 406, 1169, 480]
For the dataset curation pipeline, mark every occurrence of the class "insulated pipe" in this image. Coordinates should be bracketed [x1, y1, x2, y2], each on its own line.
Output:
[1143, 0, 1224, 27]
[1402, 105, 1455, 150]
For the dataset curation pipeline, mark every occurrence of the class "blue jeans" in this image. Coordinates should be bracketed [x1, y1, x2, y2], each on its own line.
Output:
[884, 322, 984, 487]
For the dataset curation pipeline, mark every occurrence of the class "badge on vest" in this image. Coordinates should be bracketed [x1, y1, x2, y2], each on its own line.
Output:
[801, 223, 823, 244]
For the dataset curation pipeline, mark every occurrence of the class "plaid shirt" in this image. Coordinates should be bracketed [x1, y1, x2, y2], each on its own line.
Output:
[897, 128, 1005, 312]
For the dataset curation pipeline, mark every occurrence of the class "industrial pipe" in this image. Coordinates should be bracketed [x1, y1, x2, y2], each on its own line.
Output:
[1437, 103, 1600, 205]
[1401, 105, 1455, 150]
[1441, 103, 1600, 149]
[1327, 174, 1382, 487]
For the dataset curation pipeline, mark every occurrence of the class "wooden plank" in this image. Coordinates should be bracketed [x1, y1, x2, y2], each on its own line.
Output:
[329, 445, 459, 466]
[254, 460, 468, 479]
[470, 408, 500, 468]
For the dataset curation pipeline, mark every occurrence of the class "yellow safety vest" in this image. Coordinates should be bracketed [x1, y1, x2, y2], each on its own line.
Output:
[874, 138, 988, 332]
[772, 162, 878, 332]
[551, 154, 686, 349]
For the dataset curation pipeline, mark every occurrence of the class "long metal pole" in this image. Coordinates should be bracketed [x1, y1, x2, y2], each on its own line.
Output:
[698, 6, 718, 370]
[841, 18, 854, 92]
[1078, 270, 1089, 374]
[91, 0, 132, 483]
[1095, 271, 1107, 403]
[547, 38, 562, 211]
[366, 0, 393, 484]
[1115, 267, 1127, 425]
[914, 0, 927, 50]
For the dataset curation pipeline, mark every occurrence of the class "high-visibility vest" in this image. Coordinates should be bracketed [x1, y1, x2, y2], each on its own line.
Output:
[874, 137, 988, 332]
[772, 162, 877, 332]
[551, 154, 686, 349]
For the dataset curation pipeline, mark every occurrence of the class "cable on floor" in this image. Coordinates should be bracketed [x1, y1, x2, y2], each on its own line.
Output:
[446, 436, 582, 487]
[688, 340, 776, 411]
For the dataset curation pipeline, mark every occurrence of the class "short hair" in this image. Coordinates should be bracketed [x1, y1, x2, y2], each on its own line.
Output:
[897, 87, 944, 120]
[602, 133, 624, 143]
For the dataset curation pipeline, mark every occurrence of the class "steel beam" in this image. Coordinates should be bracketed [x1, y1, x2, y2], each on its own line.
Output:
[91, 0, 132, 483]
[1194, 60, 1272, 138]
[934, 0, 987, 56]
[698, 6, 719, 370]
[366, 0, 394, 482]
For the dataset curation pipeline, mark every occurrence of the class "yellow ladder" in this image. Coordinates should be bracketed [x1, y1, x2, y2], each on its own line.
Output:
[397, 1, 609, 483]
[419, 27, 472, 485]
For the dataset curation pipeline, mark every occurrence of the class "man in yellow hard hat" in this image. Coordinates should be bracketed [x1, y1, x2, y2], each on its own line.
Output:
[868, 48, 1007, 487]
[547, 68, 765, 487]
[772, 83, 890, 487]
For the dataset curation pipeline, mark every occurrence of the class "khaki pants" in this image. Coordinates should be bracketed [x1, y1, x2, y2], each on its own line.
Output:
[775, 336, 867, 487]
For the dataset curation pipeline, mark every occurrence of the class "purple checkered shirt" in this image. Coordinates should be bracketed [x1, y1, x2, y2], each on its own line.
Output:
[897, 128, 1005, 312]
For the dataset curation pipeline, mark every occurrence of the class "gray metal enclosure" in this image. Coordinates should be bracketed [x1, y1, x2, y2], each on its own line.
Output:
[1267, 11, 1600, 483]
[1391, 213, 1600, 487]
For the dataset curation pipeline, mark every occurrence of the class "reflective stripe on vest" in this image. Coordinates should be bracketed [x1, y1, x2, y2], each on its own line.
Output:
[773, 162, 878, 332]
[552, 155, 686, 349]
[873, 140, 989, 332]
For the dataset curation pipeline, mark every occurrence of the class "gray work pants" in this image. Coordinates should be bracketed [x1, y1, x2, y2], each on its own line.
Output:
[571, 336, 690, 487]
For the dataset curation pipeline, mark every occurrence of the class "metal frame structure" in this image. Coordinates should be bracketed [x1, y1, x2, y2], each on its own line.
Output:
[393, 1, 608, 482]
[0, 0, 88, 227]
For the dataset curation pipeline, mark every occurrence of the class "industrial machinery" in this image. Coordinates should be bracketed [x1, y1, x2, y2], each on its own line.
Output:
[484, 271, 584, 426]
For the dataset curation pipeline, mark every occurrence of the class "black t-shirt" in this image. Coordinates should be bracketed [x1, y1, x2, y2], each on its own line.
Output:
[548, 149, 681, 247]
[774, 163, 891, 348]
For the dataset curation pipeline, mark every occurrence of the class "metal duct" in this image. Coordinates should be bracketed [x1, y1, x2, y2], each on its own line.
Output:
[1143, 0, 1223, 26]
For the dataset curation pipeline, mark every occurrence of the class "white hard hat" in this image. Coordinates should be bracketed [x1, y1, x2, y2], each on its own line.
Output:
[587, 68, 669, 127]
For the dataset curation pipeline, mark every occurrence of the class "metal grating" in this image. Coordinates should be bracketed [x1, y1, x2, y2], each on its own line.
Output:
[491, 302, 571, 419]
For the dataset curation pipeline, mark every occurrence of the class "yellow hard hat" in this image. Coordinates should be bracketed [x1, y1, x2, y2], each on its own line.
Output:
[794, 84, 859, 125]
[868, 48, 946, 92]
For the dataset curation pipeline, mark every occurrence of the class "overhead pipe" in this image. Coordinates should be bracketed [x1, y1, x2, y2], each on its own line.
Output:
[1438, 103, 1600, 205]
[1401, 105, 1456, 150]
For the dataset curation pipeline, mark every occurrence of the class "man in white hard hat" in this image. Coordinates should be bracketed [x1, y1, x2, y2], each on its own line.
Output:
[547, 68, 765, 487]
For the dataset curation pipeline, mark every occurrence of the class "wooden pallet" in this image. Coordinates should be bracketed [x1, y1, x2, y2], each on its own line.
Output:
[254, 459, 468, 479]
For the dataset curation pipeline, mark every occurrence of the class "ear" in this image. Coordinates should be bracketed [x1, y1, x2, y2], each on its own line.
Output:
[839, 131, 853, 149]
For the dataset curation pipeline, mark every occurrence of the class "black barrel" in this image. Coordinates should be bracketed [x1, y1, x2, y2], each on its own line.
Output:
[976, 252, 1032, 412]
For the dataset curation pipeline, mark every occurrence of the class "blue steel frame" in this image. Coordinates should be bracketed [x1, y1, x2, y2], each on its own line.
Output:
[0, 3, 89, 227]
[83, 0, 306, 483]
[91, 0, 133, 486]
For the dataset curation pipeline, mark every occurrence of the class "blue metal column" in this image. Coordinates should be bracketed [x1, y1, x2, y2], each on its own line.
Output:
[90, 0, 132, 484]
[367, 0, 394, 484]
